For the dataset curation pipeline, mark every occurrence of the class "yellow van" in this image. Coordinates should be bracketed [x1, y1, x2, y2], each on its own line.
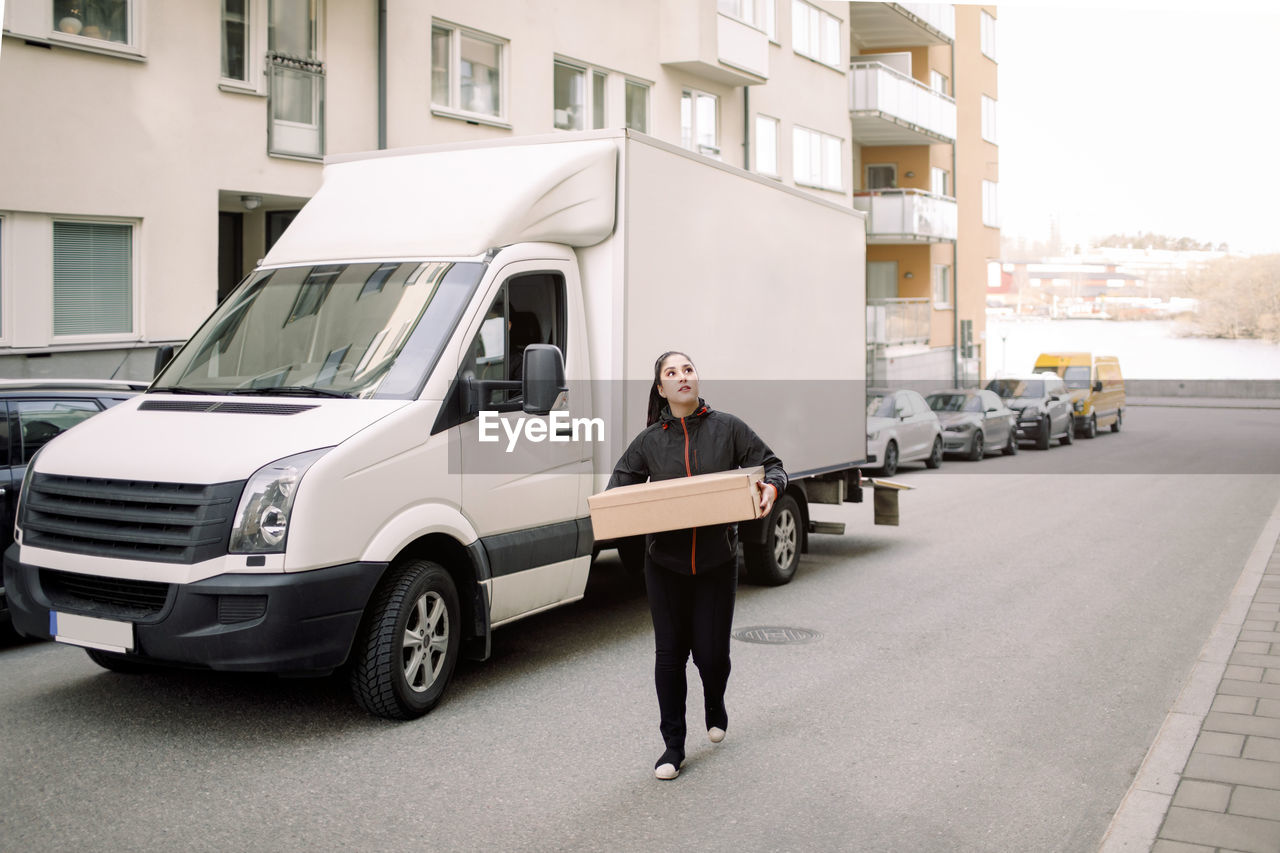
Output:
[1032, 352, 1125, 438]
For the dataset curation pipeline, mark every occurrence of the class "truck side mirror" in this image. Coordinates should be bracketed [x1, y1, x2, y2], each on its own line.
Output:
[1094, 380, 1103, 392]
[154, 344, 175, 378]
[522, 344, 566, 415]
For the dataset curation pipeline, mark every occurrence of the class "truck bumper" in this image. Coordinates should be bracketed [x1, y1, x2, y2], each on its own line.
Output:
[2, 546, 387, 674]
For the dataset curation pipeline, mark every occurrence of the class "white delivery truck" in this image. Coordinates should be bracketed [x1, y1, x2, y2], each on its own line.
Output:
[4, 130, 871, 719]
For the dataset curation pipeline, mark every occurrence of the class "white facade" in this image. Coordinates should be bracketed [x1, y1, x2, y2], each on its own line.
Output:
[0, 0, 869, 380]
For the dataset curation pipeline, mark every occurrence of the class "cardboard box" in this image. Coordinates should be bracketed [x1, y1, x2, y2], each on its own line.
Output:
[588, 467, 765, 540]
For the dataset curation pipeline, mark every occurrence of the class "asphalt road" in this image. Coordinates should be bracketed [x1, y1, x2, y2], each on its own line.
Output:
[2, 404, 1279, 852]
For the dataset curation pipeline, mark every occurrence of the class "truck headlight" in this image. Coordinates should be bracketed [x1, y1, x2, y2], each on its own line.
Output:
[1073, 401, 1084, 413]
[229, 448, 331, 554]
[13, 447, 44, 538]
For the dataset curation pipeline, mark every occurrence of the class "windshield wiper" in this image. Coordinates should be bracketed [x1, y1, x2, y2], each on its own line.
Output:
[148, 386, 218, 395]
[226, 386, 354, 399]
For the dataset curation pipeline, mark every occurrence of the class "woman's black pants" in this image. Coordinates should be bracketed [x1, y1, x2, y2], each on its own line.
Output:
[644, 558, 738, 754]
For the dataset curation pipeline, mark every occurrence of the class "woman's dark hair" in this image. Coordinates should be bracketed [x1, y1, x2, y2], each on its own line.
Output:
[647, 350, 693, 426]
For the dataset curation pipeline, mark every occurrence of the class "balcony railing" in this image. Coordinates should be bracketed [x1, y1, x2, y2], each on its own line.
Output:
[867, 298, 931, 346]
[853, 189, 957, 244]
[268, 54, 325, 160]
[848, 3, 955, 49]
[849, 60, 955, 145]
[660, 4, 768, 85]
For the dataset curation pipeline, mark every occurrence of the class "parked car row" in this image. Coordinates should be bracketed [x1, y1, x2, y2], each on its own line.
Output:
[867, 352, 1126, 476]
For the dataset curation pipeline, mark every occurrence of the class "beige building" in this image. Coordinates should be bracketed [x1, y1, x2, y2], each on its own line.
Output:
[0, 1, 994, 383]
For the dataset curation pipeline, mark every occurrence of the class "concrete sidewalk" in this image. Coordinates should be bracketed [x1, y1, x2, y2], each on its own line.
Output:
[1100, 495, 1280, 852]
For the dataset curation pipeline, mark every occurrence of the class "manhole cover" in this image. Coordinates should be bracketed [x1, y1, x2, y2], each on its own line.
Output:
[731, 626, 823, 645]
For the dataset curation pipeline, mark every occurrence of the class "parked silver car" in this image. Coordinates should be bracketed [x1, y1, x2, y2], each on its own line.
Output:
[866, 388, 943, 476]
[925, 389, 1018, 460]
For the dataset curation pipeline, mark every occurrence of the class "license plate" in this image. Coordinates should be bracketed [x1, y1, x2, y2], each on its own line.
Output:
[50, 611, 134, 653]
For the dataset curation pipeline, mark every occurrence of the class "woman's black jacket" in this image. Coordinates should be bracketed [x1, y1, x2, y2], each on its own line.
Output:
[606, 399, 788, 575]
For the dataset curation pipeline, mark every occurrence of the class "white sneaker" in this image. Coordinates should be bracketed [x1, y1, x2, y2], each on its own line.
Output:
[708, 727, 726, 744]
[654, 762, 680, 780]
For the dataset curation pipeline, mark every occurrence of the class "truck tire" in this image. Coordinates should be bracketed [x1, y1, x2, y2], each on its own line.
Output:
[1084, 414, 1097, 439]
[744, 494, 801, 586]
[351, 559, 460, 720]
[1111, 409, 1122, 433]
[85, 648, 154, 674]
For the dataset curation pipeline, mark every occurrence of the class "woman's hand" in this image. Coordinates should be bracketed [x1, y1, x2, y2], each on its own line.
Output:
[757, 481, 777, 516]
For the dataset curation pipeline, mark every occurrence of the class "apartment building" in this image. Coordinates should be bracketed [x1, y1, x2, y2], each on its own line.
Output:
[853, 3, 997, 383]
[0, 1, 994, 383]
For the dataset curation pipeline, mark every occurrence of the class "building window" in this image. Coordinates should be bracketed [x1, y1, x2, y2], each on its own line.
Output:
[933, 264, 952, 308]
[981, 95, 998, 144]
[764, 0, 776, 40]
[755, 115, 779, 176]
[221, 0, 250, 82]
[267, 0, 323, 158]
[866, 164, 896, 190]
[792, 0, 840, 67]
[52, 221, 133, 337]
[794, 127, 841, 191]
[983, 180, 1000, 227]
[432, 21, 506, 121]
[553, 60, 608, 131]
[980, 10, 997, 61]
[930, 70, 948, 96]
[52, 0, 133, 46]
[681, 89, 719, 157]
[625, 80, 649, 133]
[719, 0, 773, 34]
[931, 166, 948, 196]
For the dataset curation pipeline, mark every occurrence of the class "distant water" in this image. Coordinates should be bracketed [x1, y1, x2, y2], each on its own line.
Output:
[985, 317, 1280, 380]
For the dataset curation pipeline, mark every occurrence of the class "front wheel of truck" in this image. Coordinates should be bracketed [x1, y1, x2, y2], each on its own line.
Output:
[351, 560, 461, 720]
[744, 494, 801, 586]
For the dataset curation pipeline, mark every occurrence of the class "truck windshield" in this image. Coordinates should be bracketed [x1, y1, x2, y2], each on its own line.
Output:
[156, 261, 484, 399]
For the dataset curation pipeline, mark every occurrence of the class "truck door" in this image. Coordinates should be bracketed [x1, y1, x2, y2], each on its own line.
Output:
[455, 264, 591, 624]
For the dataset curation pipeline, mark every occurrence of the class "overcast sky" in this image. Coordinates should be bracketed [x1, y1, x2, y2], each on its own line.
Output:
[995, 1, 1280, 255]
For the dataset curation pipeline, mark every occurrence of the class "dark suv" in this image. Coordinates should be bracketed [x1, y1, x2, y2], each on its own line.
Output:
[985, 375, 1074, 450]
[0, 380, 144, 629]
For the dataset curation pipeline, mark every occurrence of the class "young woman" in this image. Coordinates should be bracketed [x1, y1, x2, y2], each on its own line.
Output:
[607, 351, 788, 780]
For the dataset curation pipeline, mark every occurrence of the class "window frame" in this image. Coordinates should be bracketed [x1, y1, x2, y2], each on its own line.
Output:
[50, 216, 140, 343]
[981, 94, 998, 144]
[431, 19, 510, 128]
[930, 166, 948, 197]
[755, 114, 780, 178]
[791, 0, 841, 69]
[982, 180, 1000, 228]
[866, 163, 897, 190]
[46, 0, 146, 59]
[624, 79, 650, 134]
[980, 10, 997, 62]
[220, 0, 270, 94]
[793, 126, 842, 192]
[681, 88, 721, 158]
[932, 264, 953, 309]
[929, 69, 948, 96]
[553, 58, 611, 132]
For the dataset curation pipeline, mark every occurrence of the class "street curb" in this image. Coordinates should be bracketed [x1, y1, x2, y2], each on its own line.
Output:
[1097, 491, 1280, 852]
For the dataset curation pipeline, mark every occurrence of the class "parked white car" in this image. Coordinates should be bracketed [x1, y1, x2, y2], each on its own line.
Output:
[865, 388, 943, 476]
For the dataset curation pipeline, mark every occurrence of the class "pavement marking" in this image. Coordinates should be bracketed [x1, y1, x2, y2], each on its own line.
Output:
[1098, 488, 1280, 852]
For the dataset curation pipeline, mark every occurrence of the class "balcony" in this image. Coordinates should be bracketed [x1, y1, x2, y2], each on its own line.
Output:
[854, 189, 957, 244]
[268, 54, 325, 159]
[850, 61, 955, 145]
[867, 298, 931, 346]
[848, 3, 954, 49]
[660, 2, 768, 85]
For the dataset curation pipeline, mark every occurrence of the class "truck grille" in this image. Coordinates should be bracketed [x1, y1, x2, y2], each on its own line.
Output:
[41, 568, 171, 620]
[22, 474, 245, 564]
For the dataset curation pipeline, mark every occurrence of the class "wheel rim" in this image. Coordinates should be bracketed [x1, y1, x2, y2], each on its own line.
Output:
[932, 439, 941, 464]
[403, 591, 449, 693]
[974, 434, 983, 456]
[773, 508, 798, 570]
[886, 443, 897, 471]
